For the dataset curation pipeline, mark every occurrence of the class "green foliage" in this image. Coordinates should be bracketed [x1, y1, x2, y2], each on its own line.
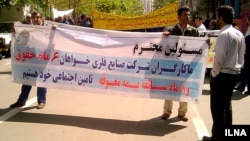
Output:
[0, 0, 52, 16]
[0, 0, 36, 6]
[48, 0, 143, 17]
[153, 0, 177, 10]
[0, 0, 144, 18]
[196, 0, 208, 11]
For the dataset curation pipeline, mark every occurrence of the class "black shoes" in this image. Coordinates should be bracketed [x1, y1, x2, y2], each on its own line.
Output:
[202, 136, 212, 141]
[9, 102, 46, 109]
[234, 87, 245, 92]
[244, 91, 250, 95]
[234, 87, 250, 95]
[9, 102, 25, 108]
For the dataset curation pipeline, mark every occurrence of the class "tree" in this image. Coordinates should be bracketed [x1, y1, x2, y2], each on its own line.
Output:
[153, 0, 177, 10]
[51, 0, 143, 17]
[0, 0, 52, 16]
[0, 0, 144, 18]
[196, 0, 210, 19]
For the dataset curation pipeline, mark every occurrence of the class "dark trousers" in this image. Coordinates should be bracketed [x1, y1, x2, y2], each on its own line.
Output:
[210, 73, 239, 141]
[17, 85, 46, 104]
[236, 62, 250, 91]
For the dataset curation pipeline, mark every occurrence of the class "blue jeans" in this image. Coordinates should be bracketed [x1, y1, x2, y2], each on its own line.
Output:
[17, 85, 46, 104]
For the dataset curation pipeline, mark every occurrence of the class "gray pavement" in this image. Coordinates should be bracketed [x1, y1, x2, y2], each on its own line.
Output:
[0, 58, 249, 141]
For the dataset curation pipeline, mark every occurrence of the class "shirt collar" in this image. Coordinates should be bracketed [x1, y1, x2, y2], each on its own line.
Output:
[219, 24, 232, 33]
[177, 23, 191, 31]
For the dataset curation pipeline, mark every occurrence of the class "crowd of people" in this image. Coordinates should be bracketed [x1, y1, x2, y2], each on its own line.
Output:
[52, 14, 93, 27]
[21, 13, 93, 28]
[187, 12, 250, 98]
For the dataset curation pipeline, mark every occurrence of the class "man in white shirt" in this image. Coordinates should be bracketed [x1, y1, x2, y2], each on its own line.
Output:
[202, 5, 245, 141]
[194, 15, 207, 37]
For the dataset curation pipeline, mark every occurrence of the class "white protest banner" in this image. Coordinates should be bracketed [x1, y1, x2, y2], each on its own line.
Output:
[11, 23, 208, 103]
[199, 30, 219, 68]
[52, 8, 74, 19]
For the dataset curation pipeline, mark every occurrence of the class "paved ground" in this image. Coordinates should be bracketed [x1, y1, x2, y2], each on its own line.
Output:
[0, 58, 249, 141]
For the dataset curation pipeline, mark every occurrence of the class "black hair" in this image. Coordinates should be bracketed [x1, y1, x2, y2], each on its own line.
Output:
[194, 15, 203, 20]
[80, 14, 87, 20]
[177, 6, 190, 16]
[217, 5, 234, 24]
[210, 19, 217, 27]
[31, 11, 43, 18]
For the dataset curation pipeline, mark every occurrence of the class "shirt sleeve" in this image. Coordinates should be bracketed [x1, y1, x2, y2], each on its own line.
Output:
[211, 34, 227, 77]
[238, 37, 245, 65]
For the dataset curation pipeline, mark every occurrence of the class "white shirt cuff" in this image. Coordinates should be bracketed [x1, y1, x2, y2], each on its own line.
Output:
[211, 70, 218, 77]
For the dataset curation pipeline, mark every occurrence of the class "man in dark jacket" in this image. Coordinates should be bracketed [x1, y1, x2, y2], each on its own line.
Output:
[235, 15, 250, 95]
[161, 6, 199, 122]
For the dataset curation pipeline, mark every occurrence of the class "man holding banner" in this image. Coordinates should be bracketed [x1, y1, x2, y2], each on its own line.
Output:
[161, 6, 199, 122]
[9, 11, 56, 109]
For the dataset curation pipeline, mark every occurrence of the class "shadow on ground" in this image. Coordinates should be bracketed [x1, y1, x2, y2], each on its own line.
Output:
[201, 88, 249, 101]
[202, 89, 210, 95]
[0, 108, 12, 115]
[203, 75, 210, 84]
[6, 111, 186, 136]
[0, 71, 11, 75]
[232, 91, 249, 100]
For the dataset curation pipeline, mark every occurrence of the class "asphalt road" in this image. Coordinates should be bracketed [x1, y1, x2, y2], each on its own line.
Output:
[0, 58, 249, 141]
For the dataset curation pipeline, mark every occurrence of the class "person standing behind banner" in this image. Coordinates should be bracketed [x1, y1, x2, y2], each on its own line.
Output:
[79, 14, 88, 27]
[22, 14, 31, 24]
[235, 15, 250, 95]
[161, 6, 199, 122]
[85, 16, 93, 28]
[194, 15, 207, 37]
[62, 14, 74, 25]
[208, 19, 218, 30]
[245, 15, 250, 37]
[79, 14, 93, 28]
[9, 11, 56, 109]
[202, 5, 245, 141]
